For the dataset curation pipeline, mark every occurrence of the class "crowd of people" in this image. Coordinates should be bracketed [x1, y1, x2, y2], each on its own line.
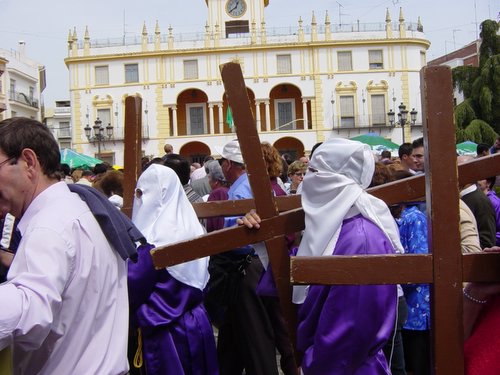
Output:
[0, 116, 499, 374]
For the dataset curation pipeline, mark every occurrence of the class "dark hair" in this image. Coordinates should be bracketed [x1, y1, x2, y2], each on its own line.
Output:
[412, 137, 424, 149]
[81, 170, 94, 177]
[381, 150, 391, 159]
[60, 163, 71, 176]
[398, 143, 413, 159]
[485, 176, 496, 191]
[0, 117, 60, 179]
[99, 170, 124, 197]
[93, 163, 109, 175]
[163, 153, 190, 185]
[280, 158, 289, 183]
[310, 142, 323, 158]
[281, 153, 294, 165]
[477, 143, 489, 155]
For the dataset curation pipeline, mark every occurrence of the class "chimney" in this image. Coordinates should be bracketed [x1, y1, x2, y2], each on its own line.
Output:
[18, 41, 26, 56]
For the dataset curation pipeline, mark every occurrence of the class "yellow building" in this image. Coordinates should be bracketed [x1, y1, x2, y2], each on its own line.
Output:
[65, 0, 429, 165]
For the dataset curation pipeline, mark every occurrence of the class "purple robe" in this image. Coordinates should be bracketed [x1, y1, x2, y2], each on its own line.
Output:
[297, 215, 397, 375]
[486, 190, 500, 246]
[206, 187, 229, 233]
[128, 244, 218, 375]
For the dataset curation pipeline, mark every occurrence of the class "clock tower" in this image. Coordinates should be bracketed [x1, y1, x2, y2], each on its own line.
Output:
[206, 0, 268, 38]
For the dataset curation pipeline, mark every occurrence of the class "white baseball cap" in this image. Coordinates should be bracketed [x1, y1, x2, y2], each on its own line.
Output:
[215, 139, 244, 164]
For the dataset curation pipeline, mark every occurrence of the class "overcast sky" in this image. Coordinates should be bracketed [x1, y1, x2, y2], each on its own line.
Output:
[1, 0, 497, 105]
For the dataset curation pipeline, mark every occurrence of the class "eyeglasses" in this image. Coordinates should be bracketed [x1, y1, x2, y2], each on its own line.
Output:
[294, 172, 306, 177]
[0, 156, 16, 170]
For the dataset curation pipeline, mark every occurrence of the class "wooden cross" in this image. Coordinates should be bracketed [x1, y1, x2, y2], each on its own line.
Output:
[126, 64, 500, 374]
[121, 96, 143, 218]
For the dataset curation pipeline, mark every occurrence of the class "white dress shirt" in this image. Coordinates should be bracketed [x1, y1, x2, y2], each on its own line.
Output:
[0, 182, 128, 375]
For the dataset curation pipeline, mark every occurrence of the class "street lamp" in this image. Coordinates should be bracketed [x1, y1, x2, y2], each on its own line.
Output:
[410, 108, 418, 125]
[387, 103, 416, 144]
[330, 98, 335, 129]
[84, 117, 114, 157]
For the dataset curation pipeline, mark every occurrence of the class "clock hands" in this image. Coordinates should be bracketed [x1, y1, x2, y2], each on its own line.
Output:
[230, 0, 240, 13]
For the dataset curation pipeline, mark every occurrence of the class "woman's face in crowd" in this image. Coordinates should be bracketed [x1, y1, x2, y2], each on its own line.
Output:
[290, 169, 306, 187]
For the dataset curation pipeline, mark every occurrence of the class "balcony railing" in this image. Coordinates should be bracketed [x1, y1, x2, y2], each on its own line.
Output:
[58, 128, 72, 138]
[54, 107, 71, 114]
[9, 90, 38, 109]
[78, 21, 422, 50]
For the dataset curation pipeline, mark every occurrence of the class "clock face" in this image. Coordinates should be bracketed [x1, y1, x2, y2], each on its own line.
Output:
[225, 0, 247, 18]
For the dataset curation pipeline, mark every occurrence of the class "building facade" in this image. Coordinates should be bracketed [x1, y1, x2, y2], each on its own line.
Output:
[0, 42, 44, 121]
[428, 40, 480, 106]
[45, 100, 73, 150]
[65, 0, 429, 164]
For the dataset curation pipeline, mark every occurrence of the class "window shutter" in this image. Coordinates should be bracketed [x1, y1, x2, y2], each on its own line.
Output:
[184, 60, 199, 80]
[337, 52, 352, 71]
[95, 66, 109, 85]
[277, 55, 292, 74]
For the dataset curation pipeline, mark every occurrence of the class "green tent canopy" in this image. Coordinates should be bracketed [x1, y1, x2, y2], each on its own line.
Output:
[349, 133, 400, 154]
[456, 141, 477, 156]
[60, 148, 103, 169]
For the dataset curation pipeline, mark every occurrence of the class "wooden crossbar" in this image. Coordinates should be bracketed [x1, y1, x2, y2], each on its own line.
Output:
[190, 153, 500, 219]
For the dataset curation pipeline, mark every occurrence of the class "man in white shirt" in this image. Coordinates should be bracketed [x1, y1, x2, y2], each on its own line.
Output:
[0, 117, 129, 374]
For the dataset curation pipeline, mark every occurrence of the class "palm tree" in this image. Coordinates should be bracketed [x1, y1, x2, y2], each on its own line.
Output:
[452, 19, 499, 144]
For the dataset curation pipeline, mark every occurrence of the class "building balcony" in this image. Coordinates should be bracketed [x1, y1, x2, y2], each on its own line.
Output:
[9, 90, 39, 109]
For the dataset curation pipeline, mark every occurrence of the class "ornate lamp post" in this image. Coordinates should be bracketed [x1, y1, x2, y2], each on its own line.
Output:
[84, 118, 114, 158]
[387, 103, 416, 144]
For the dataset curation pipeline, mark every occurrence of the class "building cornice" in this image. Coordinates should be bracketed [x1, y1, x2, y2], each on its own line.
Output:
[65, 38, 430, 66]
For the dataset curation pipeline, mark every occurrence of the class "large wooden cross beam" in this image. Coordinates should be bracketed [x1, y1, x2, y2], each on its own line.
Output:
[190, 153, 499, 217]
[151, 154, 500, 269]
[121, 96, 143, 218]
[146, 64, 500, 374]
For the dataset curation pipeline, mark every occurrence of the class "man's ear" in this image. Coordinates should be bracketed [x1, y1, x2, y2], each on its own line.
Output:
[20, 148, 38, 170]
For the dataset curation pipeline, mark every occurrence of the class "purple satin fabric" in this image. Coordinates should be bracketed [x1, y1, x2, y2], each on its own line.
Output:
[297, 215, 397, 375]
[128, 244, 218, 375]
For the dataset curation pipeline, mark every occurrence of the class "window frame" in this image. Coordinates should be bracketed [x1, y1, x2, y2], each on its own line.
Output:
[277, 54, 292, 75]
[274, 99, 296, 131]
[96, 108, 112, 130]
[183, 60, 199, 80]
[339, 95, 355, 128]
[370, 94, 386, 126]
[337, 51, 353, 71]
[124, 63, 139, 83]
[186, 103, 206, 135]
[368, 50, 384, 70]
[58, 121, 71, 138]
[95, 65, 109, 85]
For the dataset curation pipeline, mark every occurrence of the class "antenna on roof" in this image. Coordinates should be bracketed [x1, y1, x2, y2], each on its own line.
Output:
[336, 1, 343, 27]
[123, 10, 126, 45]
